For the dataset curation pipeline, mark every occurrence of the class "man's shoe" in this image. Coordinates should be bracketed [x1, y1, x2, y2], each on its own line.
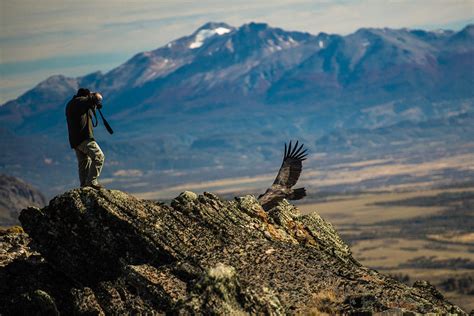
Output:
[87, 183, 104, 190]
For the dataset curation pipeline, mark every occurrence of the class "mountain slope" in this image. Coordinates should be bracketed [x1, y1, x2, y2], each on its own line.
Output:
[0, 22, 473, 197]
[0, 174, 46, 226]
[3, 23, 472, 132]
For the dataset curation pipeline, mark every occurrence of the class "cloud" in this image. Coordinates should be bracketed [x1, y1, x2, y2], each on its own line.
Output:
[3, 0, 472, 63]
[113, 169, 144, 177]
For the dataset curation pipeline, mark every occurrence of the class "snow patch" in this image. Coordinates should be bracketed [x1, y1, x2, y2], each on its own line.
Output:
[214, 27, 231, 35]
[189, 27, 231, 49]
[142, 71, 158, 82]
[266, 39, 284, 52]
[113, 169, 144, 177]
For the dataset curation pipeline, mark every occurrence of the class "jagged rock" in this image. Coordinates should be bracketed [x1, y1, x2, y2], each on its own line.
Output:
[71, 287, 105, 315]
[19, 289, 59, 316]
[269, 200, 352, 261]
[413, 280, 445, 300]
[0, 244, 74, 314]
[0, 188, 466, 314]
[175, 263, 284, 315]
[0, 228, 36, 267]
[342, 294, 386, 313]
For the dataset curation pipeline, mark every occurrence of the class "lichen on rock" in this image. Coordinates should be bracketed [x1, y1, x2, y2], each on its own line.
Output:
[0, 187, 467, 315]
[175, 263, 284, 315]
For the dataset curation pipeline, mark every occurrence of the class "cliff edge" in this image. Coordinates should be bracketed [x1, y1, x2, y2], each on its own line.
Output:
[0, 188, 466, 315]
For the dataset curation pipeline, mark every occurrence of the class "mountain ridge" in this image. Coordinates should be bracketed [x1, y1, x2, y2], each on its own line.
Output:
[0, 22, 473, 197]
[2, 22, 474, 115]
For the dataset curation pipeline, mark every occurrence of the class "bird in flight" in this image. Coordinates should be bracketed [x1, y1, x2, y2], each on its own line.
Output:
[258, 140, 308, 211]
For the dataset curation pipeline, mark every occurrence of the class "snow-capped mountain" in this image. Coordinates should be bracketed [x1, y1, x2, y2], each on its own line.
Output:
[1, 22, 473, 196]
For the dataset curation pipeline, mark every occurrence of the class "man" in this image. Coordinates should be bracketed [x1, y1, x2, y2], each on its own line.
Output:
[66, 88, 105, 189]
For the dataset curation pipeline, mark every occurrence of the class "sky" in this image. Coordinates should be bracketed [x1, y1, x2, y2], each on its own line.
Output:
[1, 0, 473, 104]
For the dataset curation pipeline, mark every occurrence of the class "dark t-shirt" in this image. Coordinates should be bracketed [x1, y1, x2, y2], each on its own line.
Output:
[65, 95, 96, 148]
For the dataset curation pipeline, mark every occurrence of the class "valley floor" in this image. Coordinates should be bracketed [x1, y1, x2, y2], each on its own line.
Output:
[298, 187, 474, 312]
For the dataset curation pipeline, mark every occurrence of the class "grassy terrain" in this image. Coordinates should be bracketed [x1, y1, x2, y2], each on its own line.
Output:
[130, 151, 474, 200]
[298, 187, 474, 312]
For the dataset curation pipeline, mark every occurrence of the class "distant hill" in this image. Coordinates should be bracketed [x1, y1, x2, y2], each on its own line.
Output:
[0, 174, 46, 226]
[0, 22, 473, 197]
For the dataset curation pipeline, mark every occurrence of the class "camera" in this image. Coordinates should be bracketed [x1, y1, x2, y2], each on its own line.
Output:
[91, 92, 103, 109]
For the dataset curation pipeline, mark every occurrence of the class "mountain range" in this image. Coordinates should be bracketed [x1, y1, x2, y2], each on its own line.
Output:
[1, 22, 473, 197]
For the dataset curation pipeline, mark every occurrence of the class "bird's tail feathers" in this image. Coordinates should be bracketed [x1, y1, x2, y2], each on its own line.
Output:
[289, 187, 306, 200]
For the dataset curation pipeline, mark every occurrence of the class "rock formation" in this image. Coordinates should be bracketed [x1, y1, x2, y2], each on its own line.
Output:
[0, 188, 467, 314]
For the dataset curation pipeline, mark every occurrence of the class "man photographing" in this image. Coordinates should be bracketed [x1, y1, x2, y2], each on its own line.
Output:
[66, 88, 105, 189]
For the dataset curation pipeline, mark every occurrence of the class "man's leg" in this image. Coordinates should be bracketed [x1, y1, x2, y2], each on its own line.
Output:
[82, 140, 105, 186]
[74, 148, 91, 187]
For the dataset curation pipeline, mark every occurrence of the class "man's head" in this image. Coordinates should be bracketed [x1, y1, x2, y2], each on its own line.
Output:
[77, 88, 90, 97]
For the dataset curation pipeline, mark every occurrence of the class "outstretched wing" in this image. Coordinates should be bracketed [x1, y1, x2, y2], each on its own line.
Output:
[272, 140, 308, 188]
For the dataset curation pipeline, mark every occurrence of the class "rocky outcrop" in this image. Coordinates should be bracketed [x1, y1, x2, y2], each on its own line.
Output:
[0, 174, 46, 226]
[0, 188, 466, 314]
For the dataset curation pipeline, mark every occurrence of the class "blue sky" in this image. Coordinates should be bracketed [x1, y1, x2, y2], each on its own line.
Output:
[1, 0, 473, 104]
